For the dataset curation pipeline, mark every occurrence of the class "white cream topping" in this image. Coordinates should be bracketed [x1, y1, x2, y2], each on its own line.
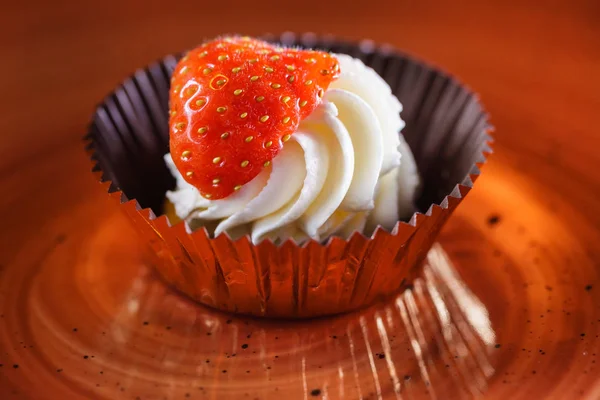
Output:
[165, 53, 420, 244]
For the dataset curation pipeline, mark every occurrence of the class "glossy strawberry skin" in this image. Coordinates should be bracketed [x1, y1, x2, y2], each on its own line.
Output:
[169, 36, 340, 199]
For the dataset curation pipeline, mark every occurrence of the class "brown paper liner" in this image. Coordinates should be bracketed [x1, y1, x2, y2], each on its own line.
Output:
[85, 33, 492, 318]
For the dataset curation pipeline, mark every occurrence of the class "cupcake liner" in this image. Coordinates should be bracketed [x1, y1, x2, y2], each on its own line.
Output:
[85, 33, 492, 318]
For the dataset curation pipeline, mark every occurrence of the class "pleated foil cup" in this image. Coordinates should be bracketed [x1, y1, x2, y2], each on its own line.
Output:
[85, 33, 492, 318]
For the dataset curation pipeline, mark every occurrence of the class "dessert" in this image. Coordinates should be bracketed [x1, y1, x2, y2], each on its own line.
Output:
[87, 33, 491, 317]
[165, 37, 419, 244]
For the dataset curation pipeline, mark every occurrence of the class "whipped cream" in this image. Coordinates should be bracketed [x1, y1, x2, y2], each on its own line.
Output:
[165, 53, 420, 244]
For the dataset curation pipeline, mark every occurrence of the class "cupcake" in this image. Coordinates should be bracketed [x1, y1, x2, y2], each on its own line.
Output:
[87, 33, 491, 318]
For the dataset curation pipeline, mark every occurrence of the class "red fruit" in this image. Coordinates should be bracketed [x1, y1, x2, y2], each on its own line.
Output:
[169, 36, 340, 200]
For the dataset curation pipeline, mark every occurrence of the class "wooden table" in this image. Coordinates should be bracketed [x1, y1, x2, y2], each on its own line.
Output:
[1, 1, 599, 399]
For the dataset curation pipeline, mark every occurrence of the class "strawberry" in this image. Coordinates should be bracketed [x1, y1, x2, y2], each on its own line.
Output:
[169, 36, 340, 200]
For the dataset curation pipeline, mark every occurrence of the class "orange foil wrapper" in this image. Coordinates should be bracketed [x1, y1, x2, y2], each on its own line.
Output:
[85, 33, 492, 318]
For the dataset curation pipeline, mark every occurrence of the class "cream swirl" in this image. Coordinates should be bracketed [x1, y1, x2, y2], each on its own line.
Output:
[165, 53, 419, 244]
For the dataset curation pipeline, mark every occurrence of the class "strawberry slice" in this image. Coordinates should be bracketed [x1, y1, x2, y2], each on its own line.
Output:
[169, 36, 340, 200]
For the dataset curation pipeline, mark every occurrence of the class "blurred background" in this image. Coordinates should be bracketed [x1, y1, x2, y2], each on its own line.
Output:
[1, 0, 598, 175]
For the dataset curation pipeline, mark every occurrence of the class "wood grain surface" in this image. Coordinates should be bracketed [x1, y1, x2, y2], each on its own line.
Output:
[1, 0, 599, 399]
